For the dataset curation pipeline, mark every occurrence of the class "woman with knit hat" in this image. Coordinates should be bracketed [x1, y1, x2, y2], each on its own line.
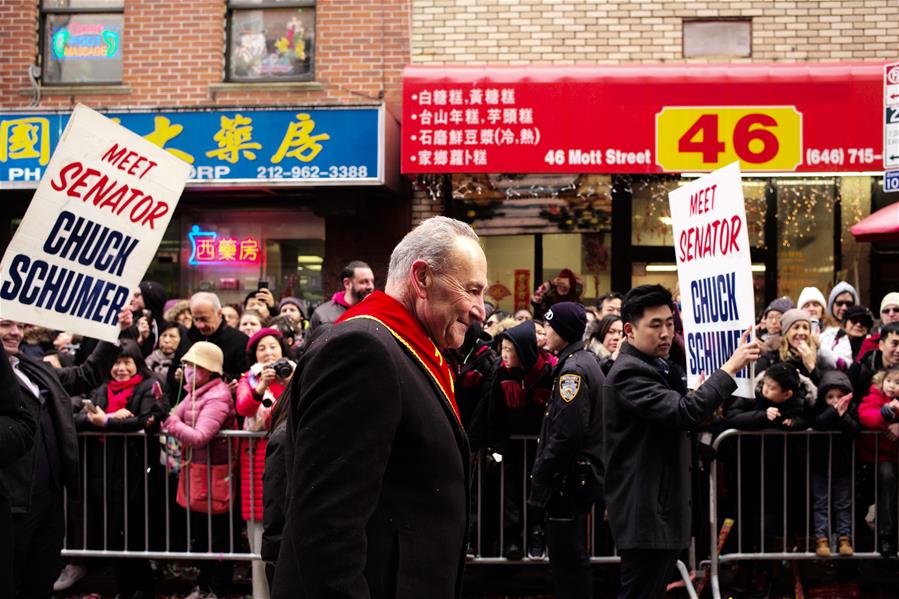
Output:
[858, 291, 899, 362]
[163, 341, 236, 599]
[827, 281, 860, 328]
[235, 328, 296, 599]
[797, 286, 828, 331]
[756, 308, 835, 385]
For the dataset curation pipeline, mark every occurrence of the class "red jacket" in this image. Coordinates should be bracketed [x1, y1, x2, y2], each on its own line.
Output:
[236, 370, 288, 521]
[857, 384, 898, 463]
[857, 334, 881, 363]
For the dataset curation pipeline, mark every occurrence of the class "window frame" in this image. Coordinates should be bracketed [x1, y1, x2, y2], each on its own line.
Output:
[224, 0, 317, 84]
[39, 0, 125, 86]
[681, 17, 753, 59]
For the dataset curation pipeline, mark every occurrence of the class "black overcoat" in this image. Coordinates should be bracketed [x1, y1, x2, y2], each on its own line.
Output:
[272, 317, 470, 599]
[1, 341, 119, 513]
[602, 341, 736, 551]
[0, 354, 36, 598]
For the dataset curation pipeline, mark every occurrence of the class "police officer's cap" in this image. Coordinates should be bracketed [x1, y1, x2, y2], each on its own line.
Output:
[544, 302, 587, 344]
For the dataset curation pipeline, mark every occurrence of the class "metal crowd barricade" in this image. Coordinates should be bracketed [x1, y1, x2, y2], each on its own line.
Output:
[708, 429, 894, 599]
[62, 429, 266, 562]
[64, 431, 705, 592]
[469, 434, 624, 565]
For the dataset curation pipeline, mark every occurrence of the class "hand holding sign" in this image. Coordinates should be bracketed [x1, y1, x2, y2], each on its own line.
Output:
[721, 327, 762, 378]
[118, 307, 133, 331]
[0, 104, 189, 343]
[669, 162, 757, 398]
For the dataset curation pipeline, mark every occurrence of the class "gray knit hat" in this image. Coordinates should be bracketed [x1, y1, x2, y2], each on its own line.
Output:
[780, 309, 811, 335]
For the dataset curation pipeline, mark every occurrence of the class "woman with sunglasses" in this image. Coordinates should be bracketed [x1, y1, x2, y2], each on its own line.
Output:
[826, 281, 860, 331]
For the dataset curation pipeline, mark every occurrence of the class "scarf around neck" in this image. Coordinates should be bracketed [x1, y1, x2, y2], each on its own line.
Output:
[107, 374, 144, 413]
[337, 290, 459, 424]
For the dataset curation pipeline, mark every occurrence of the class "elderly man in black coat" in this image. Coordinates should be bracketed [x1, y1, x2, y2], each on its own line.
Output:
[0, 353, 36, 598]
[167, 291, 249, 397]
[603, 285, 760, 599]
[272, 216, 488, 599]
[0, 312, 130, 599]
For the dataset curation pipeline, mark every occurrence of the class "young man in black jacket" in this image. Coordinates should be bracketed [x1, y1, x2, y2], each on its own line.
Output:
[603, 285, 760, 599]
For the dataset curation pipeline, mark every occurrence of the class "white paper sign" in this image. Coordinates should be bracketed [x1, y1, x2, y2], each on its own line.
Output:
[669, 162, 755, 398]
[0, 104, 190, 342]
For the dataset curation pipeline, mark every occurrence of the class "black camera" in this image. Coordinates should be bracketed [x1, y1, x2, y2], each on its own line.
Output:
[272, 358, 294, 379]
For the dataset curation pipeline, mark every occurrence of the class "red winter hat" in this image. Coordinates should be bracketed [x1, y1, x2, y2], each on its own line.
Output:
[246, 327, 283, 355]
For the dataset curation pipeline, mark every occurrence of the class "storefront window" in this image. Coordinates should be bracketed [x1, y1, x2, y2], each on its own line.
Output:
[178, 208, 324, 307]
[455, 174, 613, 312]
[480, 235, 534, 314]
[631, 177, 766, 248]
[41, 1, 124, 85]
[227, 1, 315, 82]
[451, 173, 612, 235]
[776, 178, 836, 303]
[839, 176, 872, 302]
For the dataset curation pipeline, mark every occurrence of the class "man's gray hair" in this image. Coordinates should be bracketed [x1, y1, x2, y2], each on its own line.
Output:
[190, 291, 222, 312]
[387, 217, 479, 284]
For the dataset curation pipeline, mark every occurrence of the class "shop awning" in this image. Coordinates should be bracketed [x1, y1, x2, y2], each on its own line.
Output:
[402, 61, 886, 175]
[850, 201, 899, 243]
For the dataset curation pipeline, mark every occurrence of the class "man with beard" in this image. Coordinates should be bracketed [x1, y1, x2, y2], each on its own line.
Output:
[272, 218, 487, 598]
[308, 260, 376, 331]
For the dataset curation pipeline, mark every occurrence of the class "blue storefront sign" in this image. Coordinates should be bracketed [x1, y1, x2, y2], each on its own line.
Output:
[0, 106, 384, 187]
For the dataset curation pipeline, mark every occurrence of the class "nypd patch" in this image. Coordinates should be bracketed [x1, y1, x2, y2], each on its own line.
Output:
[559, 374, 581, 402]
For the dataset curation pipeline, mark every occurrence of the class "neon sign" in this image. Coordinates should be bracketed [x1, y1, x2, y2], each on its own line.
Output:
[188, 225, 262, 266]
[52, 22, 121, 60]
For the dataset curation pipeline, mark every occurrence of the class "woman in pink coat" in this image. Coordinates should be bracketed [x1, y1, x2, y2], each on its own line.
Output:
[164, 341, 236, 599]
[235, 328, 295, 599]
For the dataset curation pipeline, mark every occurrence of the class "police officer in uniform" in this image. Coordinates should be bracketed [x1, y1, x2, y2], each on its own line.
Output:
[528, 302, 605, 599]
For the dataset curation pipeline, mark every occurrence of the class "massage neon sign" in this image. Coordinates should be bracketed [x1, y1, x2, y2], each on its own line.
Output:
[188, 225, 262, 266]
[52, 21, 121, 60]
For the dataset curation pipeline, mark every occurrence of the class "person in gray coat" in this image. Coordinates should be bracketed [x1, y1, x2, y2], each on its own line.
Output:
[602, 285, 760, 599]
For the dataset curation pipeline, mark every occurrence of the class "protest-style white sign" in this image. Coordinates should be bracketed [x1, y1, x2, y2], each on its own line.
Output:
[669, 161, 756, 398]
[0, 104, 190, 342]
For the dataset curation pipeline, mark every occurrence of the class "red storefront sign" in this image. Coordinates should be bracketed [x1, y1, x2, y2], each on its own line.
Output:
[402, 62, 885, 174]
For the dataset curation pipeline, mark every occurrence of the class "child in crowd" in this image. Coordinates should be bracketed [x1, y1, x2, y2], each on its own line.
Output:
[480, 320, 554, 560]
[727, 362, 814, 431]
[858, 365, 899, 557]
[145, 321, 181, 380]
[810, 371, 858, 557]
[726, 363, 816, 595]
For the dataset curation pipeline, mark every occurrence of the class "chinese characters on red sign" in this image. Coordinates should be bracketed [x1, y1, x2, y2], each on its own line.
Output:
[409, 87, 540, 169]
[402, 63, 885, 174]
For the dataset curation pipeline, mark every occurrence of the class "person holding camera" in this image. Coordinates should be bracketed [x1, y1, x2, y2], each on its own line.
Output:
[236, 328, 296, 599]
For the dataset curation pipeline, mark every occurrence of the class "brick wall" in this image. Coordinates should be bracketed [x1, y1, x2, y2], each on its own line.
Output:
[411, 0, 899, 64]
[0, 0, 410, 111]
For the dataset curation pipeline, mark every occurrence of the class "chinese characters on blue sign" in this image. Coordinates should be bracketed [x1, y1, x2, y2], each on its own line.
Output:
[0, 107, 381, 186]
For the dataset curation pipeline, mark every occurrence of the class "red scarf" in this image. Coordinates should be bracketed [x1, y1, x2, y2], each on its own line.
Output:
[107, 374, 144, 413]
[337, 291, 459, 424]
